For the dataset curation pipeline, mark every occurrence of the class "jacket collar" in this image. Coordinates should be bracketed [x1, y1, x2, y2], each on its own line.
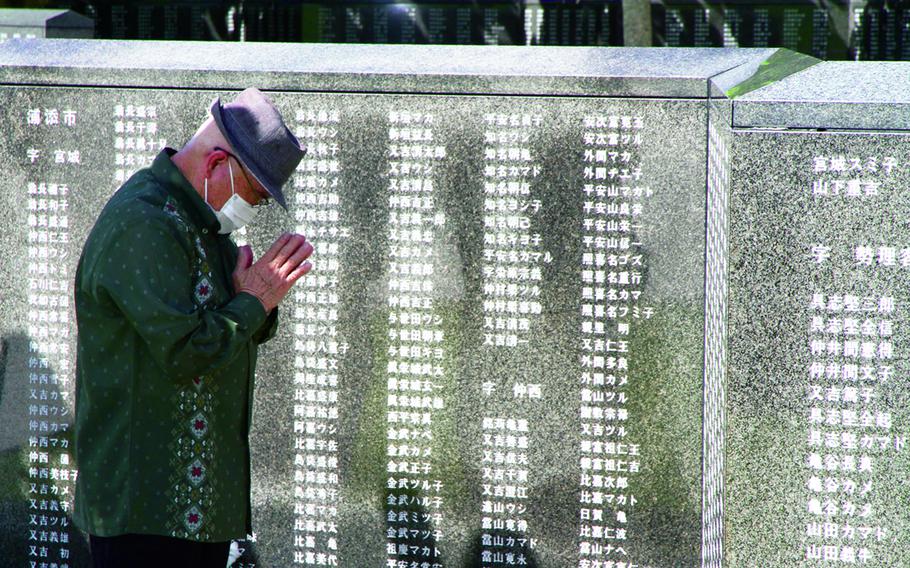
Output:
[151, 148, 221, 235]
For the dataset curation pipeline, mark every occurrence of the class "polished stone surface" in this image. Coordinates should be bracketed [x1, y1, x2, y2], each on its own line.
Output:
[702, 96, 732, 568]
[243, 91, 714, 567]
[0, 44, 754, 567]
[733, 62, 910, 130]
[727, 127, 910, 567]
[0, 39, 777, 98]
[3, 42, 868, 568]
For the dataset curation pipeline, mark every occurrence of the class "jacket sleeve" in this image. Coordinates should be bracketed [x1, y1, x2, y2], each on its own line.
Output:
[253, 307, 280, 345]
[83, 213, 268, 383]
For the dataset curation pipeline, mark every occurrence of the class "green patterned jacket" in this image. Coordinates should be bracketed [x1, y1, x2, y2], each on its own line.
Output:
[73, 149, 277, 542]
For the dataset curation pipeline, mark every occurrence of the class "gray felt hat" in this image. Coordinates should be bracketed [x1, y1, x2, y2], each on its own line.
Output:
[210, 88, 306, 210]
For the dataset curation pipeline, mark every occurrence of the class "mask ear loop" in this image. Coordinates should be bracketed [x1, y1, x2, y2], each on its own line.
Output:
[228, 159, 235, 197]
[203, 153, 236, 207]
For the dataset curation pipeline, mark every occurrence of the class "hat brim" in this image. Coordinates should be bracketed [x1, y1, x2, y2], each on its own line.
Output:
[210, 97, 289, 210]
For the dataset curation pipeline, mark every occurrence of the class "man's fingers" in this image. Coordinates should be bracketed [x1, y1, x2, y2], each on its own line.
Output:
[287, 261, 313, 283]
[234, 245, 253, 274]
[278, 241, 314, 277]
[260, 232, 293, 264]
[270, 234, 306, 267]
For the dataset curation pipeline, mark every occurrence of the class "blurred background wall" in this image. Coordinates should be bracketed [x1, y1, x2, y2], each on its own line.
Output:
[2, 1, 907, 60]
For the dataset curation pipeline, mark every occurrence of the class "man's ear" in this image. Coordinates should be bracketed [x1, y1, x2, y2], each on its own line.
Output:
[204, 148, 228, 179]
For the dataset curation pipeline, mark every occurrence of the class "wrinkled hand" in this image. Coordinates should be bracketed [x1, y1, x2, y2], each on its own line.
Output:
[233, 233, 313, 312]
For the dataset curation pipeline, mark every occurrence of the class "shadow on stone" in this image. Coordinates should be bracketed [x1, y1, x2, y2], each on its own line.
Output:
[468, 527, 540, 567]
[386, 485, 446, 567]
[0, 331, 90, 566]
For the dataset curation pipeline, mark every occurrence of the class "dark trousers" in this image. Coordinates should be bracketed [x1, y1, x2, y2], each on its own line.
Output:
[89, 533, 231, 568]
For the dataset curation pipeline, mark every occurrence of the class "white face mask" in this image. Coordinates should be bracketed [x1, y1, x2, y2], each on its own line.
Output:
[204, 159, 259, 234]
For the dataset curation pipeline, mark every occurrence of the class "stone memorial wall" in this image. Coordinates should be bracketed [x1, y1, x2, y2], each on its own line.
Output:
[82, 1, 904, 62]
[0, 41, 775, 568]
[727, 63, 910, 568]
[2, 40, 906, 568]
[652, 0, 841, 58]
[88, 2, 622, 46]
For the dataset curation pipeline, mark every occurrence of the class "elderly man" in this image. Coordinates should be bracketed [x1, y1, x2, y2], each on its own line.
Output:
[73, 88, 311, 567]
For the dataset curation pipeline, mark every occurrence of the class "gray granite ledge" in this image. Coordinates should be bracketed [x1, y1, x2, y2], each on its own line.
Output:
[733, 62, 910, 130]
[0, 39, 778, 98]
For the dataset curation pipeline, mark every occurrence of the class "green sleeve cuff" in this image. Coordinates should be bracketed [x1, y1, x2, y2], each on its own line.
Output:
[254, 306, 280, 345]
[230, 292, 269, 333]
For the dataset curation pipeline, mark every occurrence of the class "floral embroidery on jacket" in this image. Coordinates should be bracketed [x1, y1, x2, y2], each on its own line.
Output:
[161, 197, 220, 540]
